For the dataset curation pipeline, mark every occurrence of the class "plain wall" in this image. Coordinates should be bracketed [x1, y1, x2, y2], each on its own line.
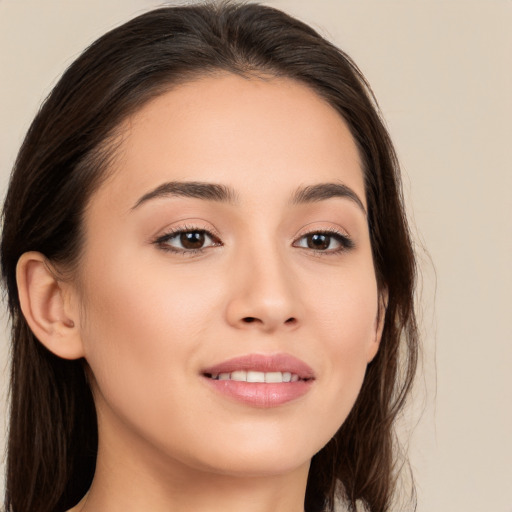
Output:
[1, 1, 511, 511]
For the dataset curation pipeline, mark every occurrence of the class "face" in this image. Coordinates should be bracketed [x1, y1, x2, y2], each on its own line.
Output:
[74, 74, 383, 479]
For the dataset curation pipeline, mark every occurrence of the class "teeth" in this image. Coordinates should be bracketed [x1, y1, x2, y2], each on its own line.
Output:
[265, 371, 283, 383]
[231, 370, 247, 381]
[247, 371, 265, 382]
[209, 371, 301, 382]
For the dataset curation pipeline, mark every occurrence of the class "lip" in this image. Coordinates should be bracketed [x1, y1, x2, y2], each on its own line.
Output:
[201, 353, 315, 408]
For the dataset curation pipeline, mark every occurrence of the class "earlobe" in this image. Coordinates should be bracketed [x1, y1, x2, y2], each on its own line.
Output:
[367, 288, 389, 363]
[16, 251, 84, 360]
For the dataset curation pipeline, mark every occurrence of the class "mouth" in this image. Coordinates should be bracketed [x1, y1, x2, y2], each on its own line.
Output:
[201, 353, 315, 407]
[202, 352, 315, 381]
[204, 370, 308, 383]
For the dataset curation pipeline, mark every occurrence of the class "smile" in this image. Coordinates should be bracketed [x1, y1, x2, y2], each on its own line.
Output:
[206, 370, 304, 383]
[202, 353, 315, 407]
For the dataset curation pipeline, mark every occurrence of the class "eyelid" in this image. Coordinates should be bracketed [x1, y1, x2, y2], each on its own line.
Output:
[292, 226, 355, 253]
[152, 223, 223, 254]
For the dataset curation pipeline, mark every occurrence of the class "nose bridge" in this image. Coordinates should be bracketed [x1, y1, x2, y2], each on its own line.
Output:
[225, 237, 300, 332]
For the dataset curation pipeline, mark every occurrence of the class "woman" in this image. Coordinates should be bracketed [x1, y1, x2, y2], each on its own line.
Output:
[1, 3, 418, 512]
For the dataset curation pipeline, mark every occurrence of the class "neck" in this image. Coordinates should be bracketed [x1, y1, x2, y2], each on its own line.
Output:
[73, 428, 310, 512]
[79, 462, 309, 512]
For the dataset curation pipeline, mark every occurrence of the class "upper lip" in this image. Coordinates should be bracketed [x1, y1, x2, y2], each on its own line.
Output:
[202, 353, 315, 380]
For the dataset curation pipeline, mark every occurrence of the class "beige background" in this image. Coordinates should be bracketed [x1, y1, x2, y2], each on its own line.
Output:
[1, 1, 511, 511]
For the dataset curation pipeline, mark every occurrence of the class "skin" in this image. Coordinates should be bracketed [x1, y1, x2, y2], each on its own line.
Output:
[18, 74, 385, 512]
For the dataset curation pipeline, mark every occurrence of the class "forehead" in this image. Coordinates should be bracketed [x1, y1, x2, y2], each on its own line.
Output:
[93, 73, 365, 210]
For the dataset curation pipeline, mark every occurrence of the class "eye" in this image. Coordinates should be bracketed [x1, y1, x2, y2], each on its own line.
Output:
[154, 228, 221, 253]
[293, 231, 354, 253]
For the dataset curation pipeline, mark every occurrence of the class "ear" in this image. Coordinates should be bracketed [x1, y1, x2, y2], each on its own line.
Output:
[366, 288, 388, 363]
[16, 251, 85, 360]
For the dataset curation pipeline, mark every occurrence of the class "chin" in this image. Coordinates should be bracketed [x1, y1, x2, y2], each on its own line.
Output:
[198, 451, 313, 479]
[181, 429, 327, 479]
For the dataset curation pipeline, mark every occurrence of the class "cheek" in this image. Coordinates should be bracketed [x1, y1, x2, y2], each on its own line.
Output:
[77, 255, 221, 424]
[307, 266, 379, 418]
[309, 256, 379, 349]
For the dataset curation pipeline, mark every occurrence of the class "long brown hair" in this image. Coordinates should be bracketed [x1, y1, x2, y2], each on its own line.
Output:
[1, 3, 418, 511]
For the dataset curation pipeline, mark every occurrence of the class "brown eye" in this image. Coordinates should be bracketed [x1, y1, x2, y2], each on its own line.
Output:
[157, 229, 220, 253]
[306, 233, 330, 250]
[180, 231, 206, 249]
[294, 231, 354, 253]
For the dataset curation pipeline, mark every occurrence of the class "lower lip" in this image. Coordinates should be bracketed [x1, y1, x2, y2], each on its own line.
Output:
[203, 378, 313, 407]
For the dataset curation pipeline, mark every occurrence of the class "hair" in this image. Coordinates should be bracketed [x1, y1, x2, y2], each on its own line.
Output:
[1, 3, 418, 512]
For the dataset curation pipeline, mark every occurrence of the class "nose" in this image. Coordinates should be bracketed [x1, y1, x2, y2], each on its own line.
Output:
[224, 246, 302, 333]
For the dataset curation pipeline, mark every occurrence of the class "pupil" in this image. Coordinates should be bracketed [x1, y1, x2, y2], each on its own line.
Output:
[308, 234, 329, 250]
[180, 231, 205, 249]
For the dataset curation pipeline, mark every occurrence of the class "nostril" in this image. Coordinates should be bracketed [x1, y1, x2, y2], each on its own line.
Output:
[239, 316, 297, 326]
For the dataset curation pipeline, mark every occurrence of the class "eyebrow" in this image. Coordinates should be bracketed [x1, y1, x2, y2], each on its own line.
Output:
[131, 180, 366, 215]
[291, 183, 366, 215]
[131, 181, 237, 210]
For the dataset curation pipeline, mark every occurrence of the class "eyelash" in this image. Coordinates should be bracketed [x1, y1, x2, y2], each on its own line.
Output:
[153, 226, 354, 255]
[292, 228, 355, 254]
[153, 224, 222, 255]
